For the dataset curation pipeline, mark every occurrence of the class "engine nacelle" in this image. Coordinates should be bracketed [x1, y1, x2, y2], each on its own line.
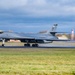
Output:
[44, 40, 53, 43]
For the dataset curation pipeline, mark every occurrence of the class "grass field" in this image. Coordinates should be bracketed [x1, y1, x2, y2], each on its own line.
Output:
[0, 48, 75, 75]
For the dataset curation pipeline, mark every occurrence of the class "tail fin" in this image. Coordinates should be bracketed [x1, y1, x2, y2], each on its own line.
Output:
[49, 24, 58, 36]
[51, 24, 58, 32]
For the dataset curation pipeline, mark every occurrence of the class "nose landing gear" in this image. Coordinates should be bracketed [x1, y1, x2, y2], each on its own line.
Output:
[2, 39, 5, 47]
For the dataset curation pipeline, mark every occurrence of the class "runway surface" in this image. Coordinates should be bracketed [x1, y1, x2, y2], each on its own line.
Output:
[0, 41, 75, 48]
[0, 46, 75, 48]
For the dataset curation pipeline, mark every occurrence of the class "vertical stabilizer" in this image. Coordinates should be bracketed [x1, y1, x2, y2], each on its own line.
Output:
[49, 24, 58, 36]
[51, 24, 58, 32]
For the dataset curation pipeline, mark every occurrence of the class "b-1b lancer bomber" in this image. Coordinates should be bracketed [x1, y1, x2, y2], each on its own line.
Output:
[0, 24, 69, 47]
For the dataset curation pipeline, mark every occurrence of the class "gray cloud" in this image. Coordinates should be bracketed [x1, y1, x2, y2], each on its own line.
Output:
[0, 0, 75, 17]
[0, 0, 75, 32]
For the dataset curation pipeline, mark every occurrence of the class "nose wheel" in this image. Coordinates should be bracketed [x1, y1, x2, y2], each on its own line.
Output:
[2, 44, 4, 46]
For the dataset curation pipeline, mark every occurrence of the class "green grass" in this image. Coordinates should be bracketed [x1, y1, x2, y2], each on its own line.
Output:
[0, 48, 75, 75]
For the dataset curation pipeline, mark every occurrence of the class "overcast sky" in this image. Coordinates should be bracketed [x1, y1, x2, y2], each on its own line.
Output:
[0, 0, 75, 32]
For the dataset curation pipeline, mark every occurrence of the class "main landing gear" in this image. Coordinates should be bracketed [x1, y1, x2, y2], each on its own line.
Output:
[32, 44, 38, 47]
[24, 43, 38, 47]
[24, 43, 30, 47]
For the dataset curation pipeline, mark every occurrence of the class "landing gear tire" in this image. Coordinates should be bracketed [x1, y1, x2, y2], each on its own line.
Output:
[24, 44, 30, 47]
[32, 44, 38, 47]
[2, 44, 4, 47]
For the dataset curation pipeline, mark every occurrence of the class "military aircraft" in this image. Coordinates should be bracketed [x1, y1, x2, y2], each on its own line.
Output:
[0, 24, 69, 47]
